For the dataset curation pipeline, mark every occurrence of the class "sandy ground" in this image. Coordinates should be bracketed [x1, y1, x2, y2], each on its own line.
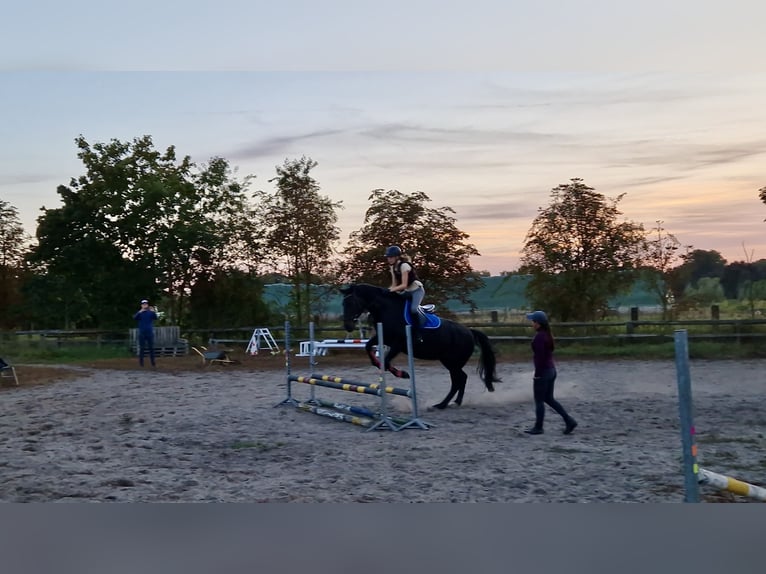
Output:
[1, 352, 764, 503]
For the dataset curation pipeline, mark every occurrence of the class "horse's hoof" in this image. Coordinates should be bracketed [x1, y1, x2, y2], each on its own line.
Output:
[400, 371, 410, 379]
[431, 403, 447, 410]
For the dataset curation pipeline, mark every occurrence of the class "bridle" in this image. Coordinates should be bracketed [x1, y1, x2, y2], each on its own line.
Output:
[343, 292, 364, 323]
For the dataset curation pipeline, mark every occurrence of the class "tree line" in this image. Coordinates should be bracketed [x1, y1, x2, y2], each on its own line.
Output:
[1, 136, 765, 330]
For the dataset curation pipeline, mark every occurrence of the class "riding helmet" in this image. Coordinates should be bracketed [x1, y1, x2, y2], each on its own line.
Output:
[385, 245, 402, 257]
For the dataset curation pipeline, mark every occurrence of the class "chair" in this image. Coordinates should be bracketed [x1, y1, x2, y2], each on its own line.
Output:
[0, 357, 19, 386]
[191, 346, 238, 366]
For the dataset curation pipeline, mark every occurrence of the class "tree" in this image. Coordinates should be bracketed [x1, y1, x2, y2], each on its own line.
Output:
[261, 157, 342, 325]
[520, 178, 645, 321]
[760, 185, 766, 218]
[684, 277, 725, 306]
[738, 243, 760, 319]
[0, 199, 31, 328]
[188, 269, 275, 329]
[675, 249, 727, 287]
[342, 189, 482, 307]
[639, 221, 690, 320]
[27, 135, 261, 329]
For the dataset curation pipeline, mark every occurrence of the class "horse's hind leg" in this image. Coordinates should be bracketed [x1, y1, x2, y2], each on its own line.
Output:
[451, 368, 469, 406]
[432, 367, 468, 410]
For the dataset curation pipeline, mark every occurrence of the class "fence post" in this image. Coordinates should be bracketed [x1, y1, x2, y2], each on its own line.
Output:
[673, 329, 700, 503]
[490, 311, 498, 323]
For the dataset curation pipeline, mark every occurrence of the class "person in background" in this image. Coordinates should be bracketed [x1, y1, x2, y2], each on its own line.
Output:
[385, 245, 426, 343]
[524, 310, 577, 435]
[133, 299, 158, 368]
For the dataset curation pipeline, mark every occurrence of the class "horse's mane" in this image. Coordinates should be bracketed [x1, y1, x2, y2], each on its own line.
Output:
[353, 283, 390, 298]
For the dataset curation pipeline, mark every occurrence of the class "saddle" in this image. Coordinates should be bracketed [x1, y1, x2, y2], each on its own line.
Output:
[404, 300, 441, 329]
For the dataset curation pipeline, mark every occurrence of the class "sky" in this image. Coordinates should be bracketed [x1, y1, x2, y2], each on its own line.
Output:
[1, 1, 764, 276]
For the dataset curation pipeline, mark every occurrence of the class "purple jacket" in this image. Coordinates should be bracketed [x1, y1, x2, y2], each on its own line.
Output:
[531, 330, 555, 377]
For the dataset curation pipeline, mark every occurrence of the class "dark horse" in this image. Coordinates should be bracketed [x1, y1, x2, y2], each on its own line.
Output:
[340, 283, 500, 410]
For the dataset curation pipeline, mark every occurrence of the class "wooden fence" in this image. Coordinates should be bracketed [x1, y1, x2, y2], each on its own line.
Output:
[6, 317, 766, 352]
[128, 326, 189, 357]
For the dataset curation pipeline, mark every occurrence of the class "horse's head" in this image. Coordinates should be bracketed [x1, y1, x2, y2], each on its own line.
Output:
[340, 284, 365, 332]
[340, 283, 387, 332]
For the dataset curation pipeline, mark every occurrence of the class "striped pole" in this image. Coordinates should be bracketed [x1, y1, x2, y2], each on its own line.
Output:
[289, 375, 411, 397]
[312, 373, 412, 397]
[674, 329, 700, 503]
[296, 402, 375, 428]
[698, 468, 766, 502]
[313, 398, 411, 427]
[303, 374, 412, 397]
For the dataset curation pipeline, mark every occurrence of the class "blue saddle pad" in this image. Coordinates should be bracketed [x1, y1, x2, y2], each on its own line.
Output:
[404, 300, 441, 329]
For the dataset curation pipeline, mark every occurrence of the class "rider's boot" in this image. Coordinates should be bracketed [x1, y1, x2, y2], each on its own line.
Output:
[411, 313, 424, 344]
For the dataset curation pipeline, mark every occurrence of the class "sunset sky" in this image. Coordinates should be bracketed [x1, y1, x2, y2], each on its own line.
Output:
[1, 1, 764, 275]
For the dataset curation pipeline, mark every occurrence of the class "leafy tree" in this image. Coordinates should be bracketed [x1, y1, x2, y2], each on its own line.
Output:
[0, 199, 31, 328]
[342, 189, 482, 307]
[684, 276, 725, 306]
[721, 261, 753, 300]
[747, 279, 766, 302]
[520, 178, 645, 321]
[26, 184, 140, 328]
[261, 157, 342, 325]
[27, 135, 261, 329]
[675, 249, 727, 288]
[188, 269, 275, 329]
[760, 185, 766, 217]
[639, 221, 690, 320]
[736, 243, 761, 318]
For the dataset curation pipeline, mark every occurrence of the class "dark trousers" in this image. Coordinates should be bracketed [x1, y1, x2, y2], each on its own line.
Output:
[532, 368, 573, 429]
[138, 330, 156, 366]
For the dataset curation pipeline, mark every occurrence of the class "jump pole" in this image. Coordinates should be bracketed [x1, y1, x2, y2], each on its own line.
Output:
[365, 322, 400, 432]
[698, 469, 766, 501]
[276, 319, 299, 408]
[674, 329, 700, 502]
[312, 397, 411, 427]
[289, 375, 411, 397]
[296, 402, 376, 428]
[308, 321, 318, 403]
[281, 321, 430, 431]
[398, 324, 430, 430]
[675, 329, 766, 502]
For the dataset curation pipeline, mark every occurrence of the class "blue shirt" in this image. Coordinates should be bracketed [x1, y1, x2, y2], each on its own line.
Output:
[133, 309, 158, 332]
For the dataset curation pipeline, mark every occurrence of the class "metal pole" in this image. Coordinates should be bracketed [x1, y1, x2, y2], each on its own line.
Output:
[308, 321, 316, 403]
[276, 319, 298, 407]
[674, 329, 700, 503]
[366, 322, 400, 431]
[398, 324, 431, 430]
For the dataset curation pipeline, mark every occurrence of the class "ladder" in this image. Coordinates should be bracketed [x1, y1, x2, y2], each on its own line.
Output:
[245, 328, 280, 355]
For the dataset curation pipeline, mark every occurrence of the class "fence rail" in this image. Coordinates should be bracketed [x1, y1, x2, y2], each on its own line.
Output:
[5, 317, 766, 351]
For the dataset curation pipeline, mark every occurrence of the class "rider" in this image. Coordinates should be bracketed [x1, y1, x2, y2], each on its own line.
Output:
[385, 245, 426, 343]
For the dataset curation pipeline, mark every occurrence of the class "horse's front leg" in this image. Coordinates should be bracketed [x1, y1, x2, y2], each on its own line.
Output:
[383, 344, 410, 379]
[365, 336, 381, 368]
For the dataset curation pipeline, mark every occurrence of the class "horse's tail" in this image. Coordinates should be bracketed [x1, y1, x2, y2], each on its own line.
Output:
[470, 328, 501, 392]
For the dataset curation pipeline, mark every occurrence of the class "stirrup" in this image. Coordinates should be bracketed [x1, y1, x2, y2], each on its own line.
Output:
[419, 304, 436, 313]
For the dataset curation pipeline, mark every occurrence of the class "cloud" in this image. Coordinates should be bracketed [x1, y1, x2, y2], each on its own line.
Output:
[453, 200, 539, 223]
[0, 173, 61, 186]
[226, 128, 348, 160]
[360, 121, 564, 146]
